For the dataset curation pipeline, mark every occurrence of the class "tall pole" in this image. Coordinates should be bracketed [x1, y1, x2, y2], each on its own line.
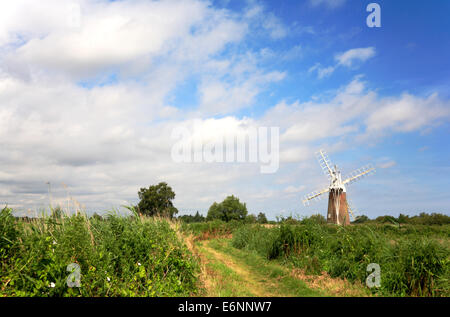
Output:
[46, 181, 53, 210]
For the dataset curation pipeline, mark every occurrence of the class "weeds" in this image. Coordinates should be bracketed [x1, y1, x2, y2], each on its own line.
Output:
[0, 207, 199, 297]
[231, 222, 449, 297]
[181, 220, 243, 240]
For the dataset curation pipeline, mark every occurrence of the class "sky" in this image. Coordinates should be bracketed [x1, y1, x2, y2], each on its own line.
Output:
[1, 0, 449, 220]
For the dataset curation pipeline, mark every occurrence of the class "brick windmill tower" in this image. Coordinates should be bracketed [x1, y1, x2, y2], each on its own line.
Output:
[302, 150, 375, 225]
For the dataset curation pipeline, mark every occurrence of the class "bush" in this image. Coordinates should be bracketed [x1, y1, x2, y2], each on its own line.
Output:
[0, 207, 20, 260]
[181, 219, 243, 240]
[1, 212, 199, 297]
[232, 225, 278, 258]
[301, 214, 327, 225]
[206, 195, 248, 222]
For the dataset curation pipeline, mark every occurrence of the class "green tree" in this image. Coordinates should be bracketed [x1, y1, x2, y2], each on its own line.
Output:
[137, 182, 178, 218]
[206, 202, 221, 221]
[206, 195, 248, 222]
[398, 213, 409, 224]
[306, 214, 326, 224]
[256, 212, 268, 224]
[179, 211, 205, 223]
[193, 211, 205, 222]
[245, 214, 257, 224]
[352, 215, 370, 224]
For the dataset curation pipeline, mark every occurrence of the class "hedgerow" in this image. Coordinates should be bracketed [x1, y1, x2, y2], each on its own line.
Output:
[0, 207, 199, 297]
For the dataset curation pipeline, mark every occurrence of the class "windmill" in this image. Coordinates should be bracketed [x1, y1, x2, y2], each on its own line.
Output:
[302, 150, 375, 225]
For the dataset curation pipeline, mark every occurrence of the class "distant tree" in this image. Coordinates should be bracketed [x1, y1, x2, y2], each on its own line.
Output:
[375, 215, 398, 224]
[206, 195, 248, 222]
[206, 202, 221, 221]
[409, 212, 450, 225]
[245, 214, 257, 224]
[352, 213, 450, 225]
[306, 214, 326, 224]
[179, 215, 192, 223]
[278, 215, 299, 225]
[137, 182, 178, 218]
[193, 211, 205, 222]
[398, 213, 409, 224]
[256, 212, 268, 224]
[179, 211, 205, 223]
[91, 213, 103, 221]
[352, 215, 370, 224]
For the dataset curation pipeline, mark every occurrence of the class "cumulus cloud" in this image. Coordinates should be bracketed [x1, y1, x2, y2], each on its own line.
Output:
[308, 63, 335, 79]
[0, 1, 448, 218]
[262, 13, 288, 39]
[244, 3, 288, 40]
[260, 77, 450, 157]
[199, 68, 286, 115]
[335, 47, 376, 67]
[365, 93, 449, 133]
[2, 0, 248, 81]
[310, 47, 376, 79]
[0, 0, 293, 215]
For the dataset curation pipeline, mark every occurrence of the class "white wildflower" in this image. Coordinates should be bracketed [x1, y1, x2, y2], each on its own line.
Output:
[107, 277, 110, 282]
[49, 282, 55, 288]
[137, 262, 141, 266]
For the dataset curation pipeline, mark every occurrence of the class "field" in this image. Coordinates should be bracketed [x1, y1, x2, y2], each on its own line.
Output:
[1, 207, 449, 297]
[182, 219, 449, 297]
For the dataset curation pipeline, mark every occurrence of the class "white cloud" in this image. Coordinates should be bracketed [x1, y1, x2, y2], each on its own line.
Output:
[310, 47, 376, 79]
[262, 13, 288, 39]
[336, 47, 376, 67]
[378, 161, 396, 169]
[365, 93, 450, 134]
[260, 78, 450, 162]
[1, 0, 247, 81]
[2, 71, 449, 216]
[1, 1, 449, 219]
[309, 0, 346, 9]
[244, 2, 288, 40]
[309, 63, 335, 79]
[0, 0, 279, 213]
[284, 185, 306, 194]
[198, 52, 286, 114]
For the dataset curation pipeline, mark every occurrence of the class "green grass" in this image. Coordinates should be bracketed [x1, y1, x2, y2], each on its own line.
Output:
[231, 223, 450, 297]
[206, 238, 323, 297]
[4, 204, 448, 297]
[180, 219, 243, 239]
[0, 207, 199, 297]
[196, 243, 254, 297]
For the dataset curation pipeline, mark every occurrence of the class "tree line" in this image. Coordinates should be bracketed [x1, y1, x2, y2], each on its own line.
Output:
[132, 182, 268, 223]
[91, 181, 450, 226]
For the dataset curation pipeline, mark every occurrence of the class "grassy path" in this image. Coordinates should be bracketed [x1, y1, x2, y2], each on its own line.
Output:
[193, 238, 325, 297]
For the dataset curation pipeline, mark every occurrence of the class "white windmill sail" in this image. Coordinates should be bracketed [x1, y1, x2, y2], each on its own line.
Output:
[346, 198, 358, 221]
[302, 187, 330, 206]
[315, 150, 333, 180]
[343, 164, 375, 185]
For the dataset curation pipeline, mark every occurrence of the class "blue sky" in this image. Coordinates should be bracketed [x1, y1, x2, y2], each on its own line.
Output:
[0, 0, 449, 219]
